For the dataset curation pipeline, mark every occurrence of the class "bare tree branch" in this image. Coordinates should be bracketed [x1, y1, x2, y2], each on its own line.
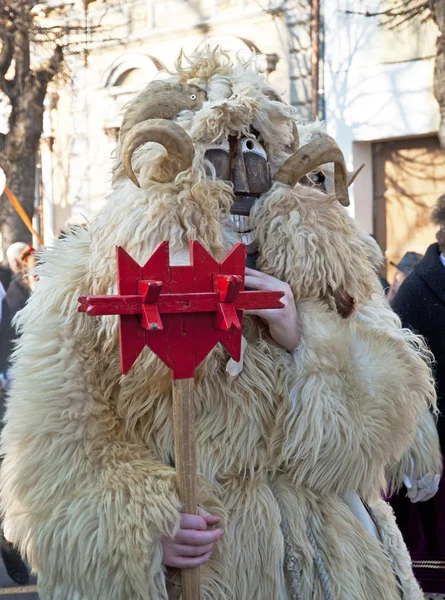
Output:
[0, 32, 14, 78]
[0, 0, 117, 249]
[35, 43, 63, 87]
[347, 0, 445, 148]
[345, 0, 432, 29]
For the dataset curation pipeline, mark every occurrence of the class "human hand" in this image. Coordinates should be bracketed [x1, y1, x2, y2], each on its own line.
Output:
[244, 268, 302, 352]
[162, 508, 224, 569]
[403, 473, 440, 503]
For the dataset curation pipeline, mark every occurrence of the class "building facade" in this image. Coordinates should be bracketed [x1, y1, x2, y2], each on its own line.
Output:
[324, 0, 445, 280]
[39, 0, 314, 240]
[3, 0, 443, 280]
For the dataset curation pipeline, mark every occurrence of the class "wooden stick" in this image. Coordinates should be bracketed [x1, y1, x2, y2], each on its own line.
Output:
[172, 377, 201, 600]
[4, 186, 44, 246]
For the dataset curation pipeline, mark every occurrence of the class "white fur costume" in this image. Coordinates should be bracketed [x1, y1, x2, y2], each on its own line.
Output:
[0, 49, 440, 600]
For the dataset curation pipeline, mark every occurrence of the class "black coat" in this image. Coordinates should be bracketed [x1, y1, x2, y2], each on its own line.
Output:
[5, 274, 30, 318]
[391, 243, 445, 445]
[1, 274, 29, 379]
[390, 246, 445, 593]
[0, 299, 13, 374]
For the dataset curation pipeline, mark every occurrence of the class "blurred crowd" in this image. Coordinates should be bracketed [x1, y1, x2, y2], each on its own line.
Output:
[387, 195, 445, 600]
[0, 242, 37, 392]
[0, 241, 37, 586]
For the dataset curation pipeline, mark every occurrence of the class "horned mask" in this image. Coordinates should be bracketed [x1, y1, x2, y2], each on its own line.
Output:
[118, 54, 360, 205]
[111, 50, 370, 316]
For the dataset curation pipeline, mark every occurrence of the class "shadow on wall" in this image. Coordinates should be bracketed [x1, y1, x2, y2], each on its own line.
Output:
[325, 3, 437, 146]
[373, 136, 445, 281]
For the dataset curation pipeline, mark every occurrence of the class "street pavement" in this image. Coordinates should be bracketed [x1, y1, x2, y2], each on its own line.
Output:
[0, 559, 38, 599]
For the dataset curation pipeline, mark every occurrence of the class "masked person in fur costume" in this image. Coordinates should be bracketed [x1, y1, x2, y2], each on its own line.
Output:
[0, 49, 441, 600]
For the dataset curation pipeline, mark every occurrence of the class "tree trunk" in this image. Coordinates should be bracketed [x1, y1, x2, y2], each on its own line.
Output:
[433, 2, 445, 148]
[0, 13, 62, 256]
[1, 154, 36, 252]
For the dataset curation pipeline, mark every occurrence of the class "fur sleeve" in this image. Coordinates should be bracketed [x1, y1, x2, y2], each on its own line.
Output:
[386, 409, 443, 493]
[277, 292, 437, 500]
[0, 233, 180, 600]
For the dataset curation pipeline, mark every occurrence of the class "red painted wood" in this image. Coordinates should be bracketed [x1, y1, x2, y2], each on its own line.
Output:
[117, 246, 145, 373]
[220, 243, 245, 283]
[138, 280, 163, 303]
[168, 264, 195, 380]
[141, 304, 163, 331]
[141, 242, 171, 288]
[117, 246, 142, 294]
[190, 241, 220, 371]
[79, 290, 284, 316]
[119, 314, 146, 374]
[78, 295, 141, 315]
[78, 241, 284, 378]
[235, 291, 283, 310]
[218, 244, 246, 363]
[213, 274, 242, 302]
[191, 240, 218, 292]
[216, 303, 240, 331]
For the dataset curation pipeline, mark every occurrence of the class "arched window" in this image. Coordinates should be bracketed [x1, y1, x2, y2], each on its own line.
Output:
[102, 54, 166, 141]
[113, 68, 146, 88]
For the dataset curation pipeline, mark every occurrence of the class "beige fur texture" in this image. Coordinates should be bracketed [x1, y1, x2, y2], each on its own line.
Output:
[0, 48, 436, 600]
[387, 410, 443, 493]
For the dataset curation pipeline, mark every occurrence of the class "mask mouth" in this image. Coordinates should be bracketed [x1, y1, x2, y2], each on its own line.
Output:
[228, 193, 260, 253]
[227, 214, 255, 246]
[230, 195, 258, 217]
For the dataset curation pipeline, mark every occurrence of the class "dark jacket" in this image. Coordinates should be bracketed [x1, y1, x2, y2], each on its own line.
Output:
[390, 243, 445, 593]
[0, 265, 12, 292]
[5, 274, 30, 318]
[2, 274, 30, 380]
[0, 299, 13, 374]
[391, 243, 445, 435]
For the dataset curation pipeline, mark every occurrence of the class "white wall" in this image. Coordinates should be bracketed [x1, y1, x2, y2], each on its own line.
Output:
[47, 0, 305, 232]
[323, 0, 440, 232]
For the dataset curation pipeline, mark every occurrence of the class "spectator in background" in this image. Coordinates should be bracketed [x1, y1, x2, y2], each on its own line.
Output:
[0, 263, 29, 585]
[387, 251, 423, 304]
[5, 244, 35, 317]
[5, 242, 28, 275]
[0, 266, 13, 388]
[390, 195, 445, 600]
[367, 234, 390, 291]
[19, 245, 38, 291]
[0, 265, 12, 296]
[2, 244, 37, 387]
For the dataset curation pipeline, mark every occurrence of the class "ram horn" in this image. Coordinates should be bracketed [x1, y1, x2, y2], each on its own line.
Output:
[348, 162, 365, 186]
[290, 122, 300, 153]
[121, 118, 195, 187]
[120, 82, 205, 142]
[274, 135, 351, 206]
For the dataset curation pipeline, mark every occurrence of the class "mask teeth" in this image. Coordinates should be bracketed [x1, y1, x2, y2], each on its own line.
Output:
[241, 231, 253, 245]
[227, 215, 253, 234]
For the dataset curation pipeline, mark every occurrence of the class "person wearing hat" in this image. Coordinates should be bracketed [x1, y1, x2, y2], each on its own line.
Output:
[390, 195, 445, 599]
[387, 251, 423, 304]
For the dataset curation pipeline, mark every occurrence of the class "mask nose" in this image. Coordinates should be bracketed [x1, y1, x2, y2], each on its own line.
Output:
[230, 136, 250, 195]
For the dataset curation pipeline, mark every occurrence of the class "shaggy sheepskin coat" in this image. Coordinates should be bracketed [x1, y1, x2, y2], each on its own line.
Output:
[0, 51, 440, 600]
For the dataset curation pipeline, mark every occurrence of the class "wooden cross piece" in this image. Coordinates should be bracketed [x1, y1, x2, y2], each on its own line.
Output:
[79, 240, 284, 599]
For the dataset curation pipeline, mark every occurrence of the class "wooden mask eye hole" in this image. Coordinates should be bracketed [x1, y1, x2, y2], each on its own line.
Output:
[313, 171, 326, 185]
